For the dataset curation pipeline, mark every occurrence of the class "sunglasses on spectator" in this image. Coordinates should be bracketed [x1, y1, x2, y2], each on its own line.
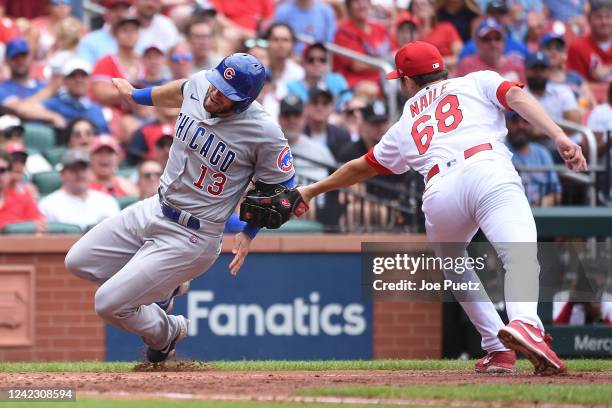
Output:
[141, 171, 162, 179]
[0, 166, 10, 174]
[480, 35, 503, 43]
[306, 56, 327, 64]
[73, 130, 94, 137]
[171, 53, 193, 62]
[244, 38, 268, 48]
[345, 108, 361, 116]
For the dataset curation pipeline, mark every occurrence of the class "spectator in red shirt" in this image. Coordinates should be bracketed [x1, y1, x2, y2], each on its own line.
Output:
[409, 0, 463, 70]
[333, 0, 394, 90]
[566, 0, 612, 103]
[91, 15, 143, 108]
[0, 150, 44, 232]
[454, 18, 526, 82]
[210, 0, 275, 35]
[88, 136, 138, 197]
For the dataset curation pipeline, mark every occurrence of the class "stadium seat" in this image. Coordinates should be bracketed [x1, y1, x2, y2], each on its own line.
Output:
[262, 219, 324, 234]
[116, 195, 139, 210]
[1, 222, 36, 234]
[44, 146, 67, 167]
[1, 221, 82, 234]
[32, 171, 62, 196]
[23, 123, 56, 152]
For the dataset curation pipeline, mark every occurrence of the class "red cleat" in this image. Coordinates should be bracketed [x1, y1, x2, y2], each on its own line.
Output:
[475, 350, 516, 373]
[498, 320, 567, 376]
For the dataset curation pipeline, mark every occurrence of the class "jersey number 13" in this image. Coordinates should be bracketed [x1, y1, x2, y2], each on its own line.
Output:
[411, 94, 464, 155]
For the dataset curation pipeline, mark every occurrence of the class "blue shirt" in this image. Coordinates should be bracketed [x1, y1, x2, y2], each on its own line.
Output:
[286, 73, 351, 111]
[0, 79, 47, 105]
[274, 0, 337, 55]
[544, 0, 586, 22]
[459, 37, 529, 62]
[43, 91, 109, 134]
[508, 142, 561, 204]
[77, 27, 117, 65]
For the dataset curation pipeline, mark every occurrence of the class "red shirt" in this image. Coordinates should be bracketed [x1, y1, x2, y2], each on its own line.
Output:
[210, 0, 274, 31]
[418, 22, 461, 57]
[0, 186, 42, 230]
[453, 54, 526, 83]
[91, 54, 144, 86]
[333, 20, 394, 88]
[566, 35, 612, 83]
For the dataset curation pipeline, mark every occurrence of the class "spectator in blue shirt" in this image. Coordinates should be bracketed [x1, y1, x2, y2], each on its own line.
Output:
[77, 0, 131, 65]
[274, 0, 337, 55]
[0, 38, 47, 108]
[458, 1, 529, 62]
[286, 42, 350, 111]
[13, 59, 109, 134]
[506, 112, 561, 206]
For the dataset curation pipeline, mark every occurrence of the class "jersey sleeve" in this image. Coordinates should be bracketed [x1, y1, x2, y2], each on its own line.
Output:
[365, 121, 409, 175]
[253, 120, 295, 184]
[471, 70, 524, 111]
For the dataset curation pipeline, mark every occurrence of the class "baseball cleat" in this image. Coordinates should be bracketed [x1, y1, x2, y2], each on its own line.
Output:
[475, 350, 516, 373]
[156, 281, 190, 313]
[146, 315, 188, 363]
[498, 320, 567, 376]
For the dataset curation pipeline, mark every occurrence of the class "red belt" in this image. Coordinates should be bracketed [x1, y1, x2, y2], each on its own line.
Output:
[426, 143, 493, 183]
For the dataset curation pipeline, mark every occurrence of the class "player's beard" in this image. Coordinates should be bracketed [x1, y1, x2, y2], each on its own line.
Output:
[204, 90, 235, 116]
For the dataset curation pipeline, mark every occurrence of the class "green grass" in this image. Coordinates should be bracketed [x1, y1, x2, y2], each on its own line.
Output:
[1, 359, 611, 373]
[0, 399, 438, 408]
[0, 360, 612, 372]
[296, 384, 612, 406]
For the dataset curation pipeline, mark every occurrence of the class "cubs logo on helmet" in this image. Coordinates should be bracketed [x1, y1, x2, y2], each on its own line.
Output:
[224, 67, 236, 80]
[277, 146, 294, 173]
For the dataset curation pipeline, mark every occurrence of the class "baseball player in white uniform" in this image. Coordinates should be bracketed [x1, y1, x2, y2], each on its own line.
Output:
[298, 41, 587, 375]
[65, 54, 297, 362]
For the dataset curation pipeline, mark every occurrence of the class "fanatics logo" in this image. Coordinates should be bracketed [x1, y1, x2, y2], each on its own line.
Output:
[224, 67, 236, 80]
[432, 63, 440, 69]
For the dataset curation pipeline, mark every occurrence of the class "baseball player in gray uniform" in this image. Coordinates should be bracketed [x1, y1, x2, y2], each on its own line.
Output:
[65, 54, 297, 362]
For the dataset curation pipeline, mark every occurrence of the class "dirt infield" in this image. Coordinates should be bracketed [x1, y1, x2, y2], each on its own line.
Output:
[1, 369, 610, 400]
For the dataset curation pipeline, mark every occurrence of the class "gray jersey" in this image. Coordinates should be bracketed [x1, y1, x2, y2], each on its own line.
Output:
[160, 70, 295, 223]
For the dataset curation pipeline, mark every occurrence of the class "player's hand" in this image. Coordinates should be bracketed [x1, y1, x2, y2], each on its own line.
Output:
[555, 136, 587, 171]
[296, 186, 313, 215]
[112, 78, 137, 110]
[229, 232, 251, 276]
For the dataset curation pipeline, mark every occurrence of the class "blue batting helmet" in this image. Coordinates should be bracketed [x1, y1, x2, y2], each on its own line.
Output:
[205, 53, 266, 113]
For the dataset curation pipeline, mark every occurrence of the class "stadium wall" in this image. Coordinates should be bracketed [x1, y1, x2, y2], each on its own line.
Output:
[0, 235, 441, 361]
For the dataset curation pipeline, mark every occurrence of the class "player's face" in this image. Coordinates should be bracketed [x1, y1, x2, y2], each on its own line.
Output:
[204, 85, 235, 116]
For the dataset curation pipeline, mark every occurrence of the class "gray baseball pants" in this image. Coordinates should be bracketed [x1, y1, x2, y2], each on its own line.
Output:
[65, 195, 223, 350]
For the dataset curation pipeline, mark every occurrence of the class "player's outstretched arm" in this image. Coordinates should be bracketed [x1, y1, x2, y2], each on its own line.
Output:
[112, 78, 187, 108]
[298, 156, 377, 207]
[506, 86, 587, 172]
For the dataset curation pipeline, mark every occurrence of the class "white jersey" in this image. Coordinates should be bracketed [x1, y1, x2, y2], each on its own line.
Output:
[369, 70, 520, 177]
[160, 70, 295, 223]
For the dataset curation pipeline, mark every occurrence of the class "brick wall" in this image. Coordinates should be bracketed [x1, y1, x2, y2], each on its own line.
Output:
[0, 235, 441, 361]
[0, 237, 104, 361]
[373, 302, 441, 358]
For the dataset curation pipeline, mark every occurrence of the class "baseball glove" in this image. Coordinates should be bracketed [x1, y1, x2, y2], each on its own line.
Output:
[239, 182, 309, 229]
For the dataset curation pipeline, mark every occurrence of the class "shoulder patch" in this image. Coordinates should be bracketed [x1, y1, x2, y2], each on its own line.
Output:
[277, 146, 294, 173]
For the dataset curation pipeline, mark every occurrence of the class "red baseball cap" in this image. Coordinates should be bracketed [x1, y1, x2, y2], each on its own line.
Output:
[90, 136, 120, 154]
[386, 41, 444, 80]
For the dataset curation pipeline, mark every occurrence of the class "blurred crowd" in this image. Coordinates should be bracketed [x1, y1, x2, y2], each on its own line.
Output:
[0, 0, 610, 233]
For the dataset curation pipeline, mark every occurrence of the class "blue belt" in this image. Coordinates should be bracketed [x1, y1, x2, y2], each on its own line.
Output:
[158, 191, 201, 230]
